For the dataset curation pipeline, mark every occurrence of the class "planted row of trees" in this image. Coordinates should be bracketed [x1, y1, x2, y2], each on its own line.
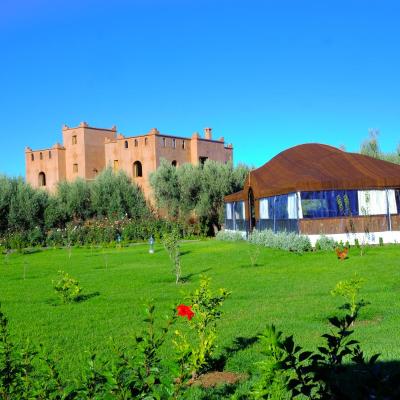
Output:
[0, 161, 249, 248]
[0, 168, 155, 248]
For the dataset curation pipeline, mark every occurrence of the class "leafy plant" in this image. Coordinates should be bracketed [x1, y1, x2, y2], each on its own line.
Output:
[331, 276, 367, 318]
[173, 277, 230, 393]
[248, 243, 262, 267]
[252, 311, 378, 399]
[248, 230, 312, 253]
[162, 229, 182, 284]
[314, 235, 336, 251]
[53, 271, 82, 303]
[216, 230, 245, 242]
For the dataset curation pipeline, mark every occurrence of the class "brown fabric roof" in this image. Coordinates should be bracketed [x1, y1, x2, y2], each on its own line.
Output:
[225, 143, 400, 201]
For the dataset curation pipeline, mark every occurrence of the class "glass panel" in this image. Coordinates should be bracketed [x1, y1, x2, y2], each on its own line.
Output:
[259, 198, 269, 219]
[395, 190, 400, 214]
[226, 203, 233, 219]
[234, 201, 244, 220]
[301, 190, 358, 218]
[274, 195, 288, 219]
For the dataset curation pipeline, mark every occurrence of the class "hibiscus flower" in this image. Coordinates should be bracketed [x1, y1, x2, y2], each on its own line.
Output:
[176, 304, 195, 320]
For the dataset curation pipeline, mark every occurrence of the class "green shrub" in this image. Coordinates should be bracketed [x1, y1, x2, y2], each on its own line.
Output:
[53, 271, 82, 303]
[174, 277, 230, 394]
[215, 230, 245, 241]
[315, 235, 336, 251]
[248, 230, 312, 253]
[331, 275, 367, 318]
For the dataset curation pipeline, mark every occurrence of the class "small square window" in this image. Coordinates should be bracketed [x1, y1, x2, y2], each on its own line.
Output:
[73, 163, 78, 173]
[72, 135, 77, 145]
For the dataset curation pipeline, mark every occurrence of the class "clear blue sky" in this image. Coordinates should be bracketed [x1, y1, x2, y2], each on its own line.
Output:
[1, 0, 399, 177]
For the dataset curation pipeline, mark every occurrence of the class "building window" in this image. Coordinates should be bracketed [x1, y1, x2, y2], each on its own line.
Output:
[124, 140, 128, 149]
[133, 161, 143, 177]
[38, 172, 46, 187]
[171, 160, 177, 167]
[172, 138, 176, 148]
[162, 138, 166, 147]
[113, 160, 119, 171]
[182, 140, 186, 149]
[72, 135, 77, 145]
[49, 151, 52, 159]
[73, 163, 78, 173]
[40, 152, 43, 160]
[31, 154, 34, 161]
[145, 138, 148, 146]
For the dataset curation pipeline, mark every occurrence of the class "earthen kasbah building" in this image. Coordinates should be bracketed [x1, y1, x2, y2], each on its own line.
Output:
[25, 122, 233, 198]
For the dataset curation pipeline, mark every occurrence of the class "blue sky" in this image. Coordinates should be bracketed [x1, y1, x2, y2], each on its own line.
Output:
[1, 0, 399, 177]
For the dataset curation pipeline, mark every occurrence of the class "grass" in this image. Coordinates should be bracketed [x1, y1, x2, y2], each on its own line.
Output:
[0, 240, 399, 387]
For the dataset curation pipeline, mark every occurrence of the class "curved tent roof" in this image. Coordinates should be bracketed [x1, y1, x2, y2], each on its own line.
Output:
[225, 143, 400, 201]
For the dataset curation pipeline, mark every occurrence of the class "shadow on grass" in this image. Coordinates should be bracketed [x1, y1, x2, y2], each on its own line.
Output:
[22, 248, 43, 255]
[192, 361, 400, 399]
[239, 263, 265, 268]
[47, 291, 100, 306]
[180, 268, 212, 283]
[210, 335, 259, 371]
[75, 291, 100, 303]
[317, 361, 400, 400]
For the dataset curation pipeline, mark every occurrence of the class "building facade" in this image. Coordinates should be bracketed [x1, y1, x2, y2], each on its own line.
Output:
[224, 143, 400, 245]
[25, 122, 233, 198]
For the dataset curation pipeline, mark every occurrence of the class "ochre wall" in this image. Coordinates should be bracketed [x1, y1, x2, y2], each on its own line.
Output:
[26, 124, 234, 200]
[62, 124, 115, 181]
[25, 146, 66, 192]
[104, 132, 157, 198]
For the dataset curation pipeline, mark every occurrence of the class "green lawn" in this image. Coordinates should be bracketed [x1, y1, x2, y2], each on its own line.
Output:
[0, 240, 399, 385]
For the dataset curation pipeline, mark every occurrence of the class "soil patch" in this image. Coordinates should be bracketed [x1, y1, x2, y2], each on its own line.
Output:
[192, 371, 247, 388]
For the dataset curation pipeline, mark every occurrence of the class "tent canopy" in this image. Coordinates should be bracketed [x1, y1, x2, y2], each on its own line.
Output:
[225, 143, 400, 202]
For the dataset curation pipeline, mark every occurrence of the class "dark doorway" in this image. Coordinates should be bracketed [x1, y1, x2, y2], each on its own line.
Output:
[38, 172, 46, 187]
[248, 188, 256, 232]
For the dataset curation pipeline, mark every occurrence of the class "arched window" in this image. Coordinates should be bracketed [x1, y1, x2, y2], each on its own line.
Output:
[40, 152, 43, 160]
[31, 154, 34, 161]
[38, 172, 46, 187]
[133, 161, 143, 177]
[49, 151, 52, 159]
[145, 138, 148, 146]
[171, 160, 177, 167]
[134, 139, 138, 147]
[124, 140, 129, 149]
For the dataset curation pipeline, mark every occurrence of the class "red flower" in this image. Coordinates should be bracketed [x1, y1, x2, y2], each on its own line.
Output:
[177, 304, 195, 320]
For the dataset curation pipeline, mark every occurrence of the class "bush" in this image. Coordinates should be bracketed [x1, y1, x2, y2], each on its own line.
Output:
[315, 235, 336, 251]
[53, 271, 82, 303]
[248, 230, 312, 253]
[215, 230, 245, 241]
